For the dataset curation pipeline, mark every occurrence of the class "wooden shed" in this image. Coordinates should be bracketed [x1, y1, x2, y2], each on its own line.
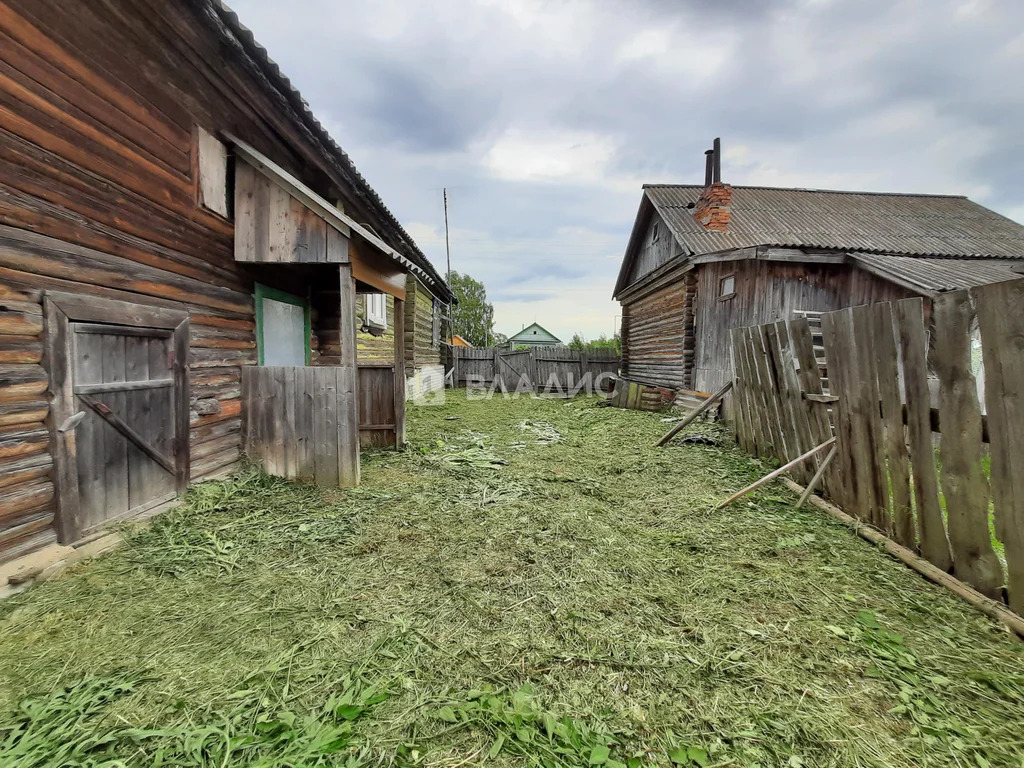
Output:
[0, 0, 451, 566]
[613, 141, 1024, 395]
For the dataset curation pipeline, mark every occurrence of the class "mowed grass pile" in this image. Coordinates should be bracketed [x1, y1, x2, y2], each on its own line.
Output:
[1, 391, 1023, 767]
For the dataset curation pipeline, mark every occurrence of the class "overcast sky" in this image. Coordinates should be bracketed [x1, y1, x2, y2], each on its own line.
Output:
[230, 0, 1024, 342]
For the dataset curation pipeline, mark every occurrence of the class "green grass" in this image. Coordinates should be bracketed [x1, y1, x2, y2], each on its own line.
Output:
[1, 390, 1023, 767]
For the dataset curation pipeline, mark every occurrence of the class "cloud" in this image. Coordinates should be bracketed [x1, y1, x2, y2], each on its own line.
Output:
[229, 0, 1024, 340]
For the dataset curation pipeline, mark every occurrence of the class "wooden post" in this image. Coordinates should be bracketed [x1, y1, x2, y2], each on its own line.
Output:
[796, 445, 837, 509]
[393, 297, 406, 447]
[337, 265, 360, 486]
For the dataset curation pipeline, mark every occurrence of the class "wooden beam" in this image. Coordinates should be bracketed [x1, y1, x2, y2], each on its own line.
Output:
[393, 296, 406, 448]
[713, 437, 836, 510]
[655, 380, 732, 447]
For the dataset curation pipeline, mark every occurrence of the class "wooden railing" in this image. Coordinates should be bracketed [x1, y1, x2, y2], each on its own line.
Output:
[729, 280, 1024, 617]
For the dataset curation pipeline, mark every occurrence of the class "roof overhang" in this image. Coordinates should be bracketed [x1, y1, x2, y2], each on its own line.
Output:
[229, 134, 439, 290]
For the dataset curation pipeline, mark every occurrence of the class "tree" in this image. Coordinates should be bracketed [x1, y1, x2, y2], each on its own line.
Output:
[568, 332, 621, 354]
[448, 271, 497, 347]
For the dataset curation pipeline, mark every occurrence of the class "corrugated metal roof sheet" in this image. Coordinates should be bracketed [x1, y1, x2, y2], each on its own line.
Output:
[850, 252, 1024, 294]
[646, 185, 1024, 260]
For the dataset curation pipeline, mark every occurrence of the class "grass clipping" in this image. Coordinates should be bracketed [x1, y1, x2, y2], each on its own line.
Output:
[1, 391, 1023, 767]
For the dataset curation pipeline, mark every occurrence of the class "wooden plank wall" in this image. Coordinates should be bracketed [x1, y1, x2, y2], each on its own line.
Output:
[729, 283, 1024, 616]
[693, 260, 916, 393]
[241, 365, 359, 487]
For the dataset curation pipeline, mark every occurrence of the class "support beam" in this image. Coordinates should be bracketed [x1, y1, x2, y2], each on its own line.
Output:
[393, 297, 406, 447]
[338, 264, 360, 486]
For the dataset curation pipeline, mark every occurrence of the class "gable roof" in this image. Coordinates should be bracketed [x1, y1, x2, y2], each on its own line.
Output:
[508, 323, 561, 343]
[615, 184, 1024, 296]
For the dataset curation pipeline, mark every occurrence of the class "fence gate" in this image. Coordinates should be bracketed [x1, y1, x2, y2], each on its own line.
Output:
[496, 349, 534, 391]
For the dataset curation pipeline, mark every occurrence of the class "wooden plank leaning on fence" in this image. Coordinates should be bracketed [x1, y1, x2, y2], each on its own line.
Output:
[931, 291, 1003, 598]
[893, 298, 952, 572]
[870, 302, 914, 548]
[714, 437, 836, 510]
[974, 278, 1024, 614]
[655, 380, 733, 447]
[851, 304, 892, 533]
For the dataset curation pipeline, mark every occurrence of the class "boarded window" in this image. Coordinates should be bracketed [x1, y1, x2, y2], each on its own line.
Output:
[196, 126, 229, 217]
[256, 285, 310, 365]
[652, 221, 660, 243]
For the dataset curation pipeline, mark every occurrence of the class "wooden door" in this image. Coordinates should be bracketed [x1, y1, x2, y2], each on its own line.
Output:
[44, 292, 189, 543]
[71, 324, 177, 533]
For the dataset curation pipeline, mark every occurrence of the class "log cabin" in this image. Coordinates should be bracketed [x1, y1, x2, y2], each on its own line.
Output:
[0, 0, 452, 567]
[613, 140, 1024, 396]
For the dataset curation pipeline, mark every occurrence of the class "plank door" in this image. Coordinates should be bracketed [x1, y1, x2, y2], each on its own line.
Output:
[71, 323, 177, 533]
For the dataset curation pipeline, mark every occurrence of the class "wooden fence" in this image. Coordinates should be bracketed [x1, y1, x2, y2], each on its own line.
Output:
[242, 364, 399, 487]
[729, 281, 1024, 616]
[446, 346, 620, 392]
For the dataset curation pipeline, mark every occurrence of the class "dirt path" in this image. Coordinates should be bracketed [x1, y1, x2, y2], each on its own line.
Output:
[1, 391, 1022, 767]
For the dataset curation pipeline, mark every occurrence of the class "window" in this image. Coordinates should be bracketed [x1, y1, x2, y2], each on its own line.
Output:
[651, 221, 661, 243]
[364, 293, 388, 331]
[255, 284, 310, 366]
[719, 274, 736, 300]
[195, 126, 229, 218]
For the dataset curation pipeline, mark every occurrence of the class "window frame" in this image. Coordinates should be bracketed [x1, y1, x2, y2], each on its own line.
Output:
[254, 283, 311, 366]
[364, 292, 388, 331]
[718, 273, 737, 302]
[651, 221, 660, 244]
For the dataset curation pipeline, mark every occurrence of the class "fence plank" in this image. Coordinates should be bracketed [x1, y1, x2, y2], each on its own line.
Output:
[932, 291, 1002, 598]
[894, 298, 952, 571]
[741, 327, 772, 459]
[822, 308, 876, 522]
[974, 278, 1024, 614]
[870, 302, 914, 547]
[729, 328, 754, 454]
[772, 320, 816, 484]
[851, 304, 891, 532]
[751, 325, 789, 463]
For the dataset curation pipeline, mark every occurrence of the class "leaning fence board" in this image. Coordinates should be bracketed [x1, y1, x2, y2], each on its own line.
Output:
[770, 320, 815, 484]
[975, 278, 1024, 614]
[728, 329, 754, 454]
[870, 302, 914, 548]
[743, 327, 775, 459]
[893, 298, 952, 572]
[931, 292, 1002, 598]
[850, 304, 891, 532]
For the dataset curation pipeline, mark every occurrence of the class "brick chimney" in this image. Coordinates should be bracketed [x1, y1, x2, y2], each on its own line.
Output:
[693, 137, 732, 232]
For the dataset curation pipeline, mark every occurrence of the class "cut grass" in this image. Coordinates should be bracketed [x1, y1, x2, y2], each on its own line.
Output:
[1, 390, 1023, 767]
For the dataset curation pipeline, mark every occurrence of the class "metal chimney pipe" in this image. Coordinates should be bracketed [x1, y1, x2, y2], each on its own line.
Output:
[704, 150, 714, 187]
[712, 137, 721, 183]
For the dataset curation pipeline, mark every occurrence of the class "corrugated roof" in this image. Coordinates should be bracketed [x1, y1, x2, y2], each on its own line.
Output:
[201, 1, 452, 300]
[645, 185, 1024, 260]
[850, 252, 1024, 295]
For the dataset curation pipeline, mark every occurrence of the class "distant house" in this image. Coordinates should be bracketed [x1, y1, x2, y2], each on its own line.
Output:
[613, 140, 1024, 394]
[448, 334, 473, 348]
[507, 323, 562, 348]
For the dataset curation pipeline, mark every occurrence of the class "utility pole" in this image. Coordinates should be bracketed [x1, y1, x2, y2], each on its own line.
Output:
[443, 188, 452, 340]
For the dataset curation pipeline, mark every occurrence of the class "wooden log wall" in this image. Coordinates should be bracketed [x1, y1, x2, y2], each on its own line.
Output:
[0, 0, 428, 562]
[620, 280, 688, 388]
[729, 283, 1024, 617]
